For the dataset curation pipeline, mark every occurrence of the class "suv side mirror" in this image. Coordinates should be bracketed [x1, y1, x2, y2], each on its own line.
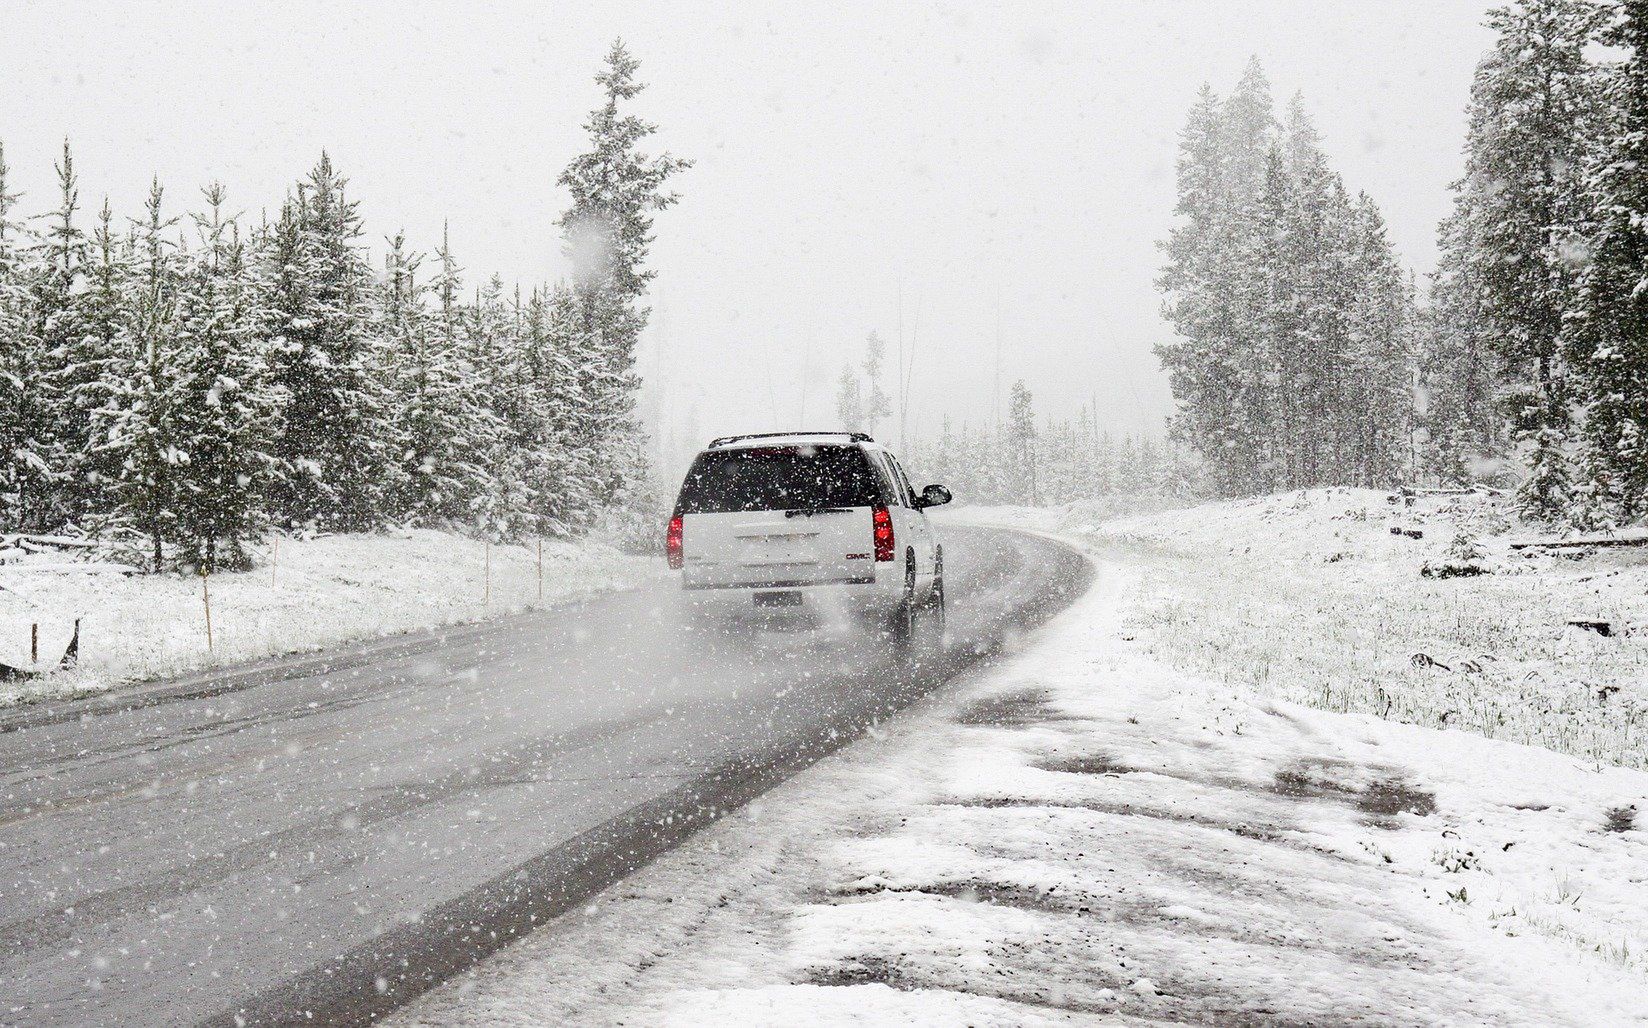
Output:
[916, 484, 952, 509]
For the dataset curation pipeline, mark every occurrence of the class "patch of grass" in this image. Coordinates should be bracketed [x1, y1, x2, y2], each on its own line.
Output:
[1551, 876, 1584, 909]
[1431, 846, 1481, 874]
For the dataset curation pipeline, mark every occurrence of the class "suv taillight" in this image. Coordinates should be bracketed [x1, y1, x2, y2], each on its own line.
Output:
[872, 505, 894, 562]
[667, 514, 684, 569]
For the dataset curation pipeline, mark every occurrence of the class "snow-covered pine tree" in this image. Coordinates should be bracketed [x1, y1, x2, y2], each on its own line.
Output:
[1115, 435, 1142, 494]
[1039, 418, 1079, 504]
[29, 141, 95, 529]
[0, 140, 50, 533]
[1090, 426, 1115, 497]
[1455, 0, 1613, 519]
[1006, 380, 1037, 504]
[1220, 64, 1288, 494]
[514, 283, 587, 537]
[861, 331, 892, 437]
[77, 197, 139, 524]
[265, 154, 393, 531]
[557, 40, 690, 517]
[1160, 64, 1416, 497]
[466, 273, 538, 539]
[1156, 85, 1244, 495]
[1421, 206, 1504, 485]
[835, 363, 864, 433]
[1344, 195, 1418, 487]
[377, 231, 419, 518]
[168, 185, 281, 571]
[1279, 97, 1362, 487]
[1157, 63, 1284, 497]
[1255, 142, 1303, 490]
[381, 230, 493, 525]
[1568, 0, 1648, 520]
[100, 180, 182, 569]
[542, 281, 606, 532]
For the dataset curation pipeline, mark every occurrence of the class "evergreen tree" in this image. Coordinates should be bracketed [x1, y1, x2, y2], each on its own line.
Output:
[1157, 63, 1416, 497]
[30, 141, 94, 528]
[266, 154, 391, 530]
[1421, 207, 1504, 484]
[557, 39, 691, 510]
[382, 230, 494, 524]
[101, 180, 182, 569]
[0, 140, 48, 532]
[76, 197, 150, 529]
[0, 48, 689, 554]
[1255, 142, 1302, 490]
[1006, 380, 1037, 504]
[1156, 85, 1245, 493]
[1453, 0, 1613, 518]
[542, 282, 605, 531]
[861, 331, 892, 436]
[1569, 0, 1648, 519]
[467, 273, 536, 539]
[1345, 197, 1418, 487]
[517, 283, 590, 536]
[169, 185, 280, 570]
[1280, 98, 1361, 485]
[835, 363, 864, 433]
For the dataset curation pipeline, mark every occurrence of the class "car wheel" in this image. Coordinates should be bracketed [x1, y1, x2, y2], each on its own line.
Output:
[929, 560, 946, 637]
[889, 557, 917, 646]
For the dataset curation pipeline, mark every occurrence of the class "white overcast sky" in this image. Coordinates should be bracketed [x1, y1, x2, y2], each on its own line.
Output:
[1, 1, 1497, 453]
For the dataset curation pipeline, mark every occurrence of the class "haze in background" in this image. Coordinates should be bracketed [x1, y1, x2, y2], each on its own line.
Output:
[0, 1, 1495, 460]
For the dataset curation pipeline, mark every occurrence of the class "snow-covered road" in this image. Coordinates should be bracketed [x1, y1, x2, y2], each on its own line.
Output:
[393, 537, 1648, 1026]
[0, 526, 1088, 1026]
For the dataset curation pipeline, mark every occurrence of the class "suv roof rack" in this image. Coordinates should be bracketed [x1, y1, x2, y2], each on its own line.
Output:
[707, 431, 874, 448]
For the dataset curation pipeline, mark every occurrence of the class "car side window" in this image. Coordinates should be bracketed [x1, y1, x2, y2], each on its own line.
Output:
[869, 451, 903, 507]
[881, 454, 910, 507]
[889, 457, 918, 508]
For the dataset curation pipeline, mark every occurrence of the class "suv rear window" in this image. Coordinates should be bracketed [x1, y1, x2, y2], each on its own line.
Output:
[675, 445, 883, 514]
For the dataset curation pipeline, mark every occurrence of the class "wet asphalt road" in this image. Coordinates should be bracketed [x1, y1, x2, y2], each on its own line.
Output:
[0, 526, 1089, 1026]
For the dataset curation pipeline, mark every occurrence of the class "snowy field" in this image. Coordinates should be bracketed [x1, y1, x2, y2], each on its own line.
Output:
[0, 530, 657, 707]
[389, 501, 1648, 1025]
[1088, 488, 1648, 770]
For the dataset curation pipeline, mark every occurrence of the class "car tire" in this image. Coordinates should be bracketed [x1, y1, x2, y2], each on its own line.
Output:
[928, 551, 946, 637]
[889, 557, 917, 647]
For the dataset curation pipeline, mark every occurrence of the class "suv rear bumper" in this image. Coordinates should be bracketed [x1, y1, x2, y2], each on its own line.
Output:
[678, 571, 901, 621]
[681, 574, 875, 590]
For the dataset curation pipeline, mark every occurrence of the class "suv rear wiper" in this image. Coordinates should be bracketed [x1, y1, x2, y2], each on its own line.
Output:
[784, 507, 852, 518]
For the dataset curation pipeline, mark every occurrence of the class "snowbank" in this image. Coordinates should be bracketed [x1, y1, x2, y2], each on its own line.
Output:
[1079, 487, 1648, 771]
[0, 529, 658, 706]
[391, 537, 1648, 1025]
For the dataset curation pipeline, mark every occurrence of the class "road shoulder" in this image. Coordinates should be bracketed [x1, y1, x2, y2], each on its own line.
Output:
[0, 529, 656, 709]
[391, 546, 1648, 1026]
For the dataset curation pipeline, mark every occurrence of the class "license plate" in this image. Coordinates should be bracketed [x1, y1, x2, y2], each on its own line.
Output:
[754, 591, 803, 608]
[749, 540, 803, 562]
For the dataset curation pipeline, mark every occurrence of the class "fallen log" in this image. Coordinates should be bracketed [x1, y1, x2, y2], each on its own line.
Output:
[0, 562, 138, 575]
[1389, 486, 1506, 505]
[0, 533, 98, 549]
[1508, 536, 1648, 551]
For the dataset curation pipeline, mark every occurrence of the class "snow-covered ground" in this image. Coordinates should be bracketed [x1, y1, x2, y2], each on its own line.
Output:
[389, 500, 1648, 1026]
[0, 530, 657, 706]
[1088, 487, 1648, 770]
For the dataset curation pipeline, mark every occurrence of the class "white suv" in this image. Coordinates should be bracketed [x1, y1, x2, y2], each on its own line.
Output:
[667, 432, 951, 642]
